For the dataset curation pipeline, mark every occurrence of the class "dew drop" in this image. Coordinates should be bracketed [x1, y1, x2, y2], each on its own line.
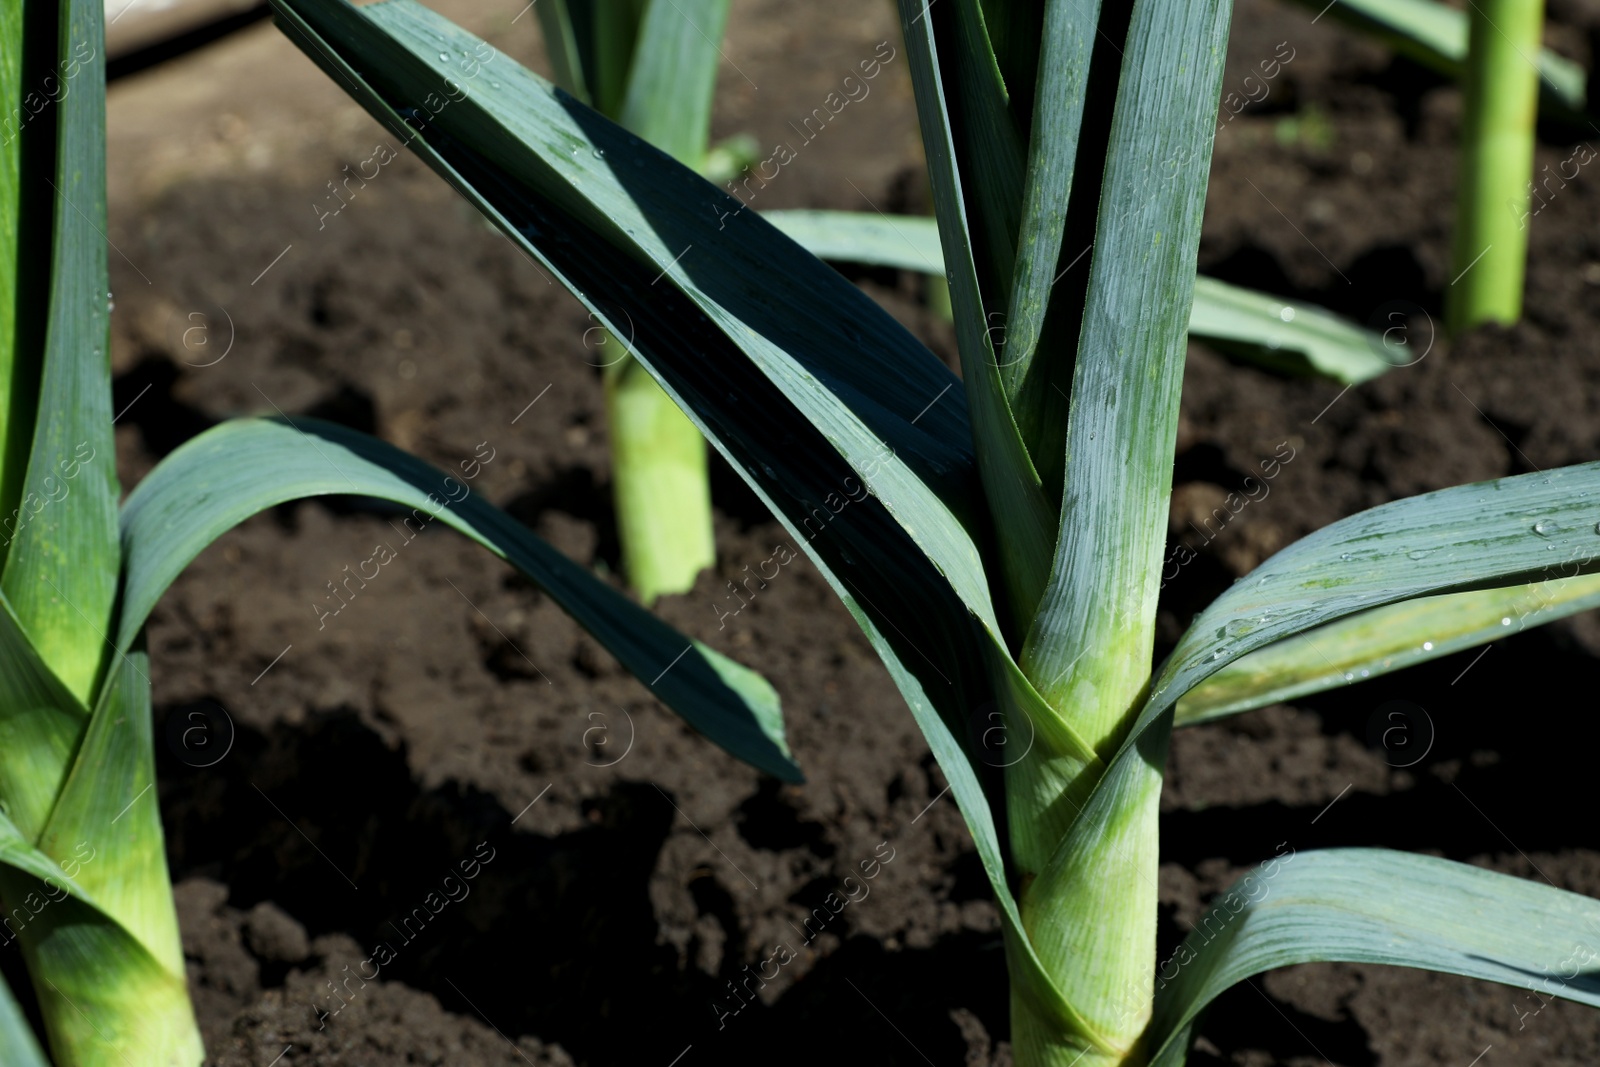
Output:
[1422, 641, 1434, 651]
[1534, 518, 1560, 537]
[1339, 552, 1352, 561]
[1344, 672, 1356, 681]
[1278, 305, 1296, 323]
[1359, 669, 1370, 678]
[439, 52, 450, 61]
[1501, 617, 1512, 626]
[592, 148, 605, 159]
[1407, 549, 1430, 560]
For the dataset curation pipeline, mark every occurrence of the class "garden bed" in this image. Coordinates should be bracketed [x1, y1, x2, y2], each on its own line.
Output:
[42, 0, 1600, 1062]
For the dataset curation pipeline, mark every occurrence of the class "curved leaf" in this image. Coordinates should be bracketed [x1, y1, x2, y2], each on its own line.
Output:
[1188, 276, 1391, 386]
[264, 0, 1111, 1033]
[120, 417, 798, 782]
[269, 0, 1004, 645]
[762, 213, 1392, 388]
[1148, 849, 1600, 1063]
[1177, 573, 1600, 726]
[1064, 463, 1600, 1059]
[1142, 461, 1600, 737]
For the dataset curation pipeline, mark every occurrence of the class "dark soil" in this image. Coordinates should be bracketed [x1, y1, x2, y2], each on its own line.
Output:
[35, 0, 1600, 1062]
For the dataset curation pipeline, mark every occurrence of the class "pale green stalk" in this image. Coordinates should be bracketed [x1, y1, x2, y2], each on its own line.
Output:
[1447, 0, 1543, 332]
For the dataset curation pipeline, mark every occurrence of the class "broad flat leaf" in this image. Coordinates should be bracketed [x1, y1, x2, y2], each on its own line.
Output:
[267, 0, 1006, 644]
[0, 590, 86, 841]
[763, 212, 1391, 387]
[119, 416, 798, 781]
[1, 0, 119, 705]
[0, 968, 48, 1067]
[1022, 0, 1230, 747]
[897, 0, 1056, 637]
[1188, 276, 1391, 385]
[267, 0, 1089, 1033]
[1290, 0, 1587, 121]
[1147, 849, 1600, 1064]
[1141, 461, 1600, 738]
[1177, 573, 1600, 726]
[618, 0, 730, 163]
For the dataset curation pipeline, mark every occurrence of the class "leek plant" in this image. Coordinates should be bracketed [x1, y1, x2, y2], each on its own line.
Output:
[0, 1, 793, 1063]
[271, 0, 1600, 1064]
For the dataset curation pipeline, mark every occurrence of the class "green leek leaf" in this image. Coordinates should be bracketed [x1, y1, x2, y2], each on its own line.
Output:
[1, 0, 119, 706]
[120, 416, 798, 781]
[896, 0, 1056, 638]
[618, 0, 730, 164]
[1177, 573, 1600, 725]
[1022, 0, 1230, 749]
[1147, 849, 1600, 1064]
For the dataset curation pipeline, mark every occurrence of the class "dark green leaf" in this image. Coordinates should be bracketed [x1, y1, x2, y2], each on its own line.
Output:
[897, 0, 1056, 637]
[120, 416, 798, 781]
